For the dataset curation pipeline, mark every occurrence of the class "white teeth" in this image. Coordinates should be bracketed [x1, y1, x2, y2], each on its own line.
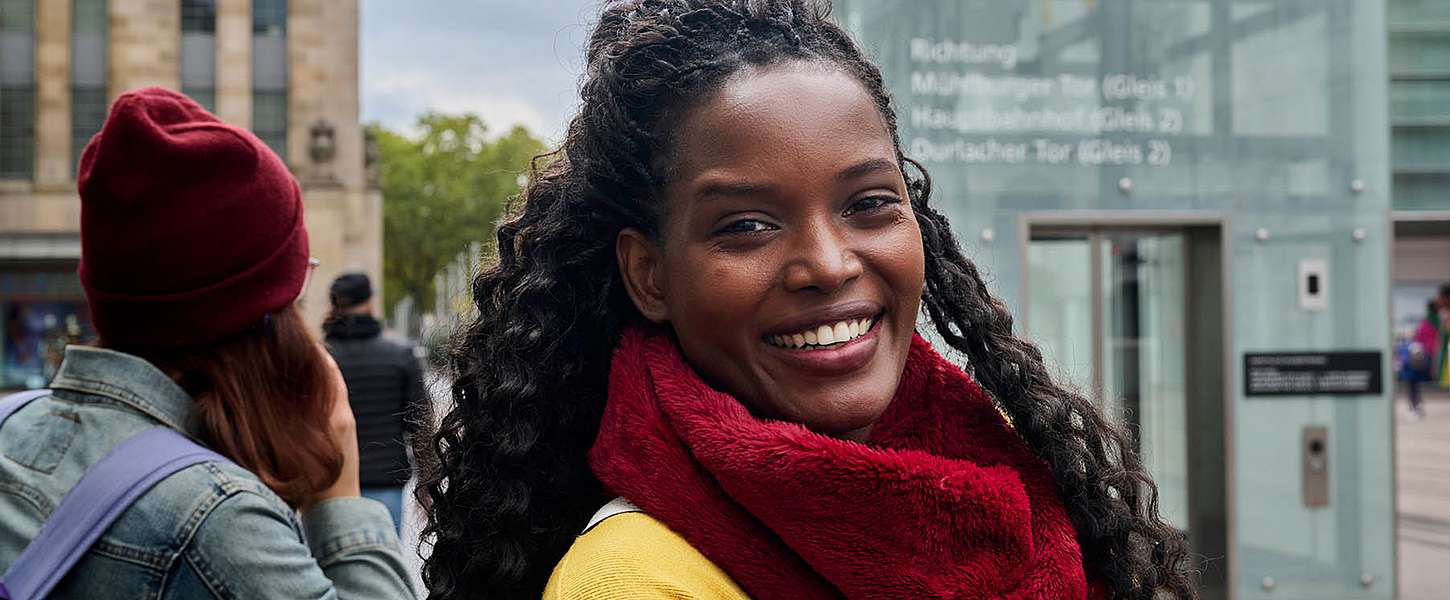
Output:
[767, 316, 878, 350]
[816, 324, 835, 345]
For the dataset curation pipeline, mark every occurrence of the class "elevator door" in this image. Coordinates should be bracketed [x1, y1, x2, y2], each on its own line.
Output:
[1026, 226, 1228, 599]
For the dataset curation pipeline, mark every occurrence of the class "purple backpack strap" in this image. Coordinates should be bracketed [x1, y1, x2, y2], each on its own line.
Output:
[0, 426, 228, 600]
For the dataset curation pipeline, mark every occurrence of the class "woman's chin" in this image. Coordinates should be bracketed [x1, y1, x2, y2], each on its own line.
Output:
[788, 391, 894, 441]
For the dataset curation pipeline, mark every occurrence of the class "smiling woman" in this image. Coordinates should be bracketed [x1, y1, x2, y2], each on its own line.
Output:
[418, 2, 1197, 600]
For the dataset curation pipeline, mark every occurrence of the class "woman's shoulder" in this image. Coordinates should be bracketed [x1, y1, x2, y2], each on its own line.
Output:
[543, 511, 750, 600]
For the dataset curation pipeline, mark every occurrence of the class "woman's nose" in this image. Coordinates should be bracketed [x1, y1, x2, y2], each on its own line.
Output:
[782, 226, 864, 294]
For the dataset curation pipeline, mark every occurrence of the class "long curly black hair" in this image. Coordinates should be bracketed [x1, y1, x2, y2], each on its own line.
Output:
[418, 1, 1197, 598]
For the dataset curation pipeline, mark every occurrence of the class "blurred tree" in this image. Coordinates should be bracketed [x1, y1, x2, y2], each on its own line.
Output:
[373, 114, 546, 311]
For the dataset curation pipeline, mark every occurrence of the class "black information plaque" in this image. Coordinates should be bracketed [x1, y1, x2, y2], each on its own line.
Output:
[1244, 352, 1383, 397]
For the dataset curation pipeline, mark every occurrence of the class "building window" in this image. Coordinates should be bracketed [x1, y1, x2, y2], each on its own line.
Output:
[253, 91, 286, 158]
[252, 0, 286, 161]
[253, 0, 285, 35]
[1390, 0, 1450, 209]
[71, 0, 106, 174]
[180, 0, 216, 111]
[0, 0, 36, 180]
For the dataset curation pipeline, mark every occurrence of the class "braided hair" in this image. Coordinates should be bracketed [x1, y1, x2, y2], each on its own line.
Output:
[418, 2, 1197, 598]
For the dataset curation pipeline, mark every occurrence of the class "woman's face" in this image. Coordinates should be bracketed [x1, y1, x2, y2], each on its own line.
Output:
[617, 62, 925, 440]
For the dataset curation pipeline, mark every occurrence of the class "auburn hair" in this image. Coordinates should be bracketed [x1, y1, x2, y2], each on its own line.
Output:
[118, 305, 342, 507]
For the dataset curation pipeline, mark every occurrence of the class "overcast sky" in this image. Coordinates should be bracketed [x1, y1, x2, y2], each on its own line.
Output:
[361, 0, 599, 143]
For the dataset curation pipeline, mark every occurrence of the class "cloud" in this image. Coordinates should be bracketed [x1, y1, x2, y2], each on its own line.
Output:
[366, 70, 556, 139]
[361, 0, 596, 144]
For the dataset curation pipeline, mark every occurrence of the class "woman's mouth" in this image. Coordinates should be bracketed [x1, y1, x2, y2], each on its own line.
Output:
[764, 314, 880, 350]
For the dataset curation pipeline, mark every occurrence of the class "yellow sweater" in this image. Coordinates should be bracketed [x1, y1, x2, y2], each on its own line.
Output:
[543, 512, 751, 599]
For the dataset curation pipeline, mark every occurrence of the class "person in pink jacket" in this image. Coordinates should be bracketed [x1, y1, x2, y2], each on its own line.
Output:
[1407, 301, 1443, 418]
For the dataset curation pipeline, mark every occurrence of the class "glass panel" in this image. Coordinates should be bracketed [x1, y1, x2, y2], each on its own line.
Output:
[1230, 211, 1393, 600]
[1392, 127, 1450, 169]
[252, 90, 287, 161]
[253, 0, 285, 35]
[180, 32, 216, 88]
[253, 0, 286, 161]
[0, 31, 33, 84]
[180, 0, 215, 114]
[72, 0, 104, 34]
[70, 31, 105, 86]
[1026, 237, 1094, 395]
[0, 26, 33, 178]
[0, 0, 33, 32]
[1393, 173, 1450, 209]
[1232, 10, 1328, 137]
[1390, 32, 1450, 76]
[1391, 80, 1450, 122]
[1390, 0, 1450, 25]
[1100, 233, 1189, 531]
[252, 34, 287, 90]
[0, 84, 35, 179]
[181, 0, 215, 33]
[71, 0, 106, 178]
[182, 87, 214, 113]
[71, 87, 106, 170]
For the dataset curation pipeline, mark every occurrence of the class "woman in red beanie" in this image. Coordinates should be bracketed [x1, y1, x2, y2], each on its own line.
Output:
[418, 2, 1197, 599]
[0, 88, 413, 598]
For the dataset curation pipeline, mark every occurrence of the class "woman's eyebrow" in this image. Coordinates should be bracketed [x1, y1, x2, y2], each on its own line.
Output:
[836, 157, 899, 182]
[693, 158, 898, 200]
[696, 179, 776, 201]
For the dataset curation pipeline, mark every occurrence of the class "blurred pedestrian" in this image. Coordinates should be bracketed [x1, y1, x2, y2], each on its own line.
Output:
[1438, 283, 1450, 389]
[1403, 301, 1440, 419]
[416, 2, 1195, 599]
[323, 273, 429, 534]
[0, 88, 413, 598]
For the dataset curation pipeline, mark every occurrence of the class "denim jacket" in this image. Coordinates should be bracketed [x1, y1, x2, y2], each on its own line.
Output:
[0, 346, 415, 599]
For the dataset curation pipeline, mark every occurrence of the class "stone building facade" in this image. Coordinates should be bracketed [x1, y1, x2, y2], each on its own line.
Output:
[0, 0, 381, 389]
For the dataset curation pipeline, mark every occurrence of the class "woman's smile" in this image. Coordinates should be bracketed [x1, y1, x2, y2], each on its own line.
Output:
[760, 301, 886, 376]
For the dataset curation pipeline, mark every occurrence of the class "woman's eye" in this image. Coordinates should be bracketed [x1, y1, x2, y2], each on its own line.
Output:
[716, 218, 776, 235]
[845, 195, 901, 216]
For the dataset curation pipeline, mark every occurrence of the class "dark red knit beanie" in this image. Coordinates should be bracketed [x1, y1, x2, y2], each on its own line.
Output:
[77, 87, 309, 348]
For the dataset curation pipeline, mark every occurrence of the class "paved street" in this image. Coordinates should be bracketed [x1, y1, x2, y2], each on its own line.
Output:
[1398, 390, 1450, 600]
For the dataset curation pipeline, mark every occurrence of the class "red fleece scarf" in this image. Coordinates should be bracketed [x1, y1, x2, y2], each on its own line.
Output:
[591, 327, 1101, 599]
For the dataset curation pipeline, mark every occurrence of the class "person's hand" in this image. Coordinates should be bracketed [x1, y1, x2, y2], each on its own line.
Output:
[304, 348, 361, 511]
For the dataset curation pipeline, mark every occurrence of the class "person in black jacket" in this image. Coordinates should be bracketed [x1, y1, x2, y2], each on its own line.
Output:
[323, 272, 429, 534]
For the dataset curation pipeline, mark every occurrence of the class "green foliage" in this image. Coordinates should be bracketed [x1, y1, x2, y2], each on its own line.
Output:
[374, 114, 546, 311]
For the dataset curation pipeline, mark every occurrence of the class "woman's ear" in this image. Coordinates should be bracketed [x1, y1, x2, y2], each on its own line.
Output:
[617, 228, 669, 323]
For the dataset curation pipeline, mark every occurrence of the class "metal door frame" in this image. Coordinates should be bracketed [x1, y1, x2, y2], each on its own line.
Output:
[1019, 211, 1234, 597]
